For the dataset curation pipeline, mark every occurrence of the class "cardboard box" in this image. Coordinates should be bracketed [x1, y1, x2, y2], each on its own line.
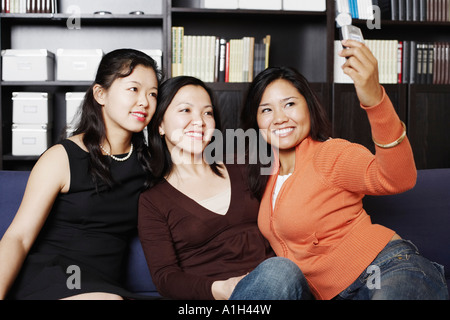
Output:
[238, 0, 282, 10]
[56, 49, 103, 81]
[137, 49, 163, 70]
[1, 49, 55, 81]
[203, 0, 239, 9]
[65, 92, 85, 127]
[283, 0, 326, 12]
[12, 92, 52, 124]
[12, 124, 51, 156]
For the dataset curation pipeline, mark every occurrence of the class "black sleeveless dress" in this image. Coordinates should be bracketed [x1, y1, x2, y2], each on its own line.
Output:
[8, 139, 148, 300]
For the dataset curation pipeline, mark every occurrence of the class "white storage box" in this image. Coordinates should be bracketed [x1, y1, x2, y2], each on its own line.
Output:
[283, 0, 326, 11]
[137, 49, 163, 70]
[65, 92, 85, 127]
[12, 92, 52, 124]
[203, 0, 238, 9]
[1, 49, 55, 81]
[238, 0, 282, 10]
[12, 124, 51, 156]
[56, 49, 103, 81]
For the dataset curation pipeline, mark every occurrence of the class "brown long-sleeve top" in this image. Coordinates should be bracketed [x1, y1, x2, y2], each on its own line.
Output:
[138, 163, 274, 300]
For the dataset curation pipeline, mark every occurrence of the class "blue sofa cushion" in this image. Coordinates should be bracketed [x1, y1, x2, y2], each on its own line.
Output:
[364, 168, 450, 291]
[0, 170, 29, 237]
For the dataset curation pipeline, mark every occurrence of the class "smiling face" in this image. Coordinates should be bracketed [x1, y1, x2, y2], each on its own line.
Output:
[256, 79, 311, 153]
[95, 64, 158, 135]
[159, 84, 216, 159]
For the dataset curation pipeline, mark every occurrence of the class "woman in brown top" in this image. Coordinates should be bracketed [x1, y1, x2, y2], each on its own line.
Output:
[138, 76, 307, 300]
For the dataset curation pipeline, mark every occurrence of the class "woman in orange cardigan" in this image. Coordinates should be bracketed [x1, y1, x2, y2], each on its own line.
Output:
[238, 39, 448, 300]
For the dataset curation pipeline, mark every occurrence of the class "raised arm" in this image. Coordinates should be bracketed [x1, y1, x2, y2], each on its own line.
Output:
[317, 40, 417, 194]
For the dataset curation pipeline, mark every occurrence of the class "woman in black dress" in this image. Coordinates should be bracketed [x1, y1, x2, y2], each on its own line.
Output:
[0, 49, 161, 300]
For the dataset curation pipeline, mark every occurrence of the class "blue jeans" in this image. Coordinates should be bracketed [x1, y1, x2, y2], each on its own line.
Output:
[231, 241, 448, 300]
[335, 240, 449, 300]
[229, 257, 312, 300]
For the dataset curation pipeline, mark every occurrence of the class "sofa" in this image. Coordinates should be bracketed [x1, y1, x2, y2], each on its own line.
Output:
[1, 169, 449, 299]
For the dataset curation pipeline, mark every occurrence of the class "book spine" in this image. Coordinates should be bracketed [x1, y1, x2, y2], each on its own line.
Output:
[398, 41, 403, 83]
[410, 40, 417, 83]
[433, 42, 440, 84]
[402, 40, 410, 84]
[419, 0, 427, 21]
[171, 27, 178, 77]
[218, 38, 227, 82]
[427, 42, 434, 84]
[391, 0, 399, 20]
[416, 43, 423, 84]
[225, 41, 230, 83]
[398, 0, 406, 21]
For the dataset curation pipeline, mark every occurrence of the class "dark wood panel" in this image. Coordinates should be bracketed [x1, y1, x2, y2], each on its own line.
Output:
[332, 84, 407, 154]
[408, 85, 450, 169]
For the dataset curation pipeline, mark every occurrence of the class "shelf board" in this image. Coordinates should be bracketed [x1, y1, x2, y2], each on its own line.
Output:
[2, 154, 39, 161]
[1, 81, 92, 87]
[0, 13, 164, 24]
[171, 7, 326, 17]
[353, 18, 450, 28]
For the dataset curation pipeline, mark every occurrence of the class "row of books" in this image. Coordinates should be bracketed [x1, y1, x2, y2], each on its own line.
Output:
[334, 40, 450, 84]
[337, 0, 450, 22]
[171, 27, 271, 83]
[335, 40, 395, 83]
[374, 0, 450, 22]
[1, 0, 57, 13]
[404, 41, 450, 84]
[336, 0, 375, 19]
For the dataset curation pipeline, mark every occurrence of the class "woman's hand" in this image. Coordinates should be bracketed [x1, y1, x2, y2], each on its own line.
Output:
[339, 39, 384, 107]
[211, 274, 246, 300]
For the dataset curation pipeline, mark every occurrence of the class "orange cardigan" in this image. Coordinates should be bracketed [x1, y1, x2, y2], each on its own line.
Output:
[258, 88, 417, 300]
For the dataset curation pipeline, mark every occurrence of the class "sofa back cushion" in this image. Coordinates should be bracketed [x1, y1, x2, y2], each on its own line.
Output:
[0, 170, 29, 237]
[364, 168, 450, 289]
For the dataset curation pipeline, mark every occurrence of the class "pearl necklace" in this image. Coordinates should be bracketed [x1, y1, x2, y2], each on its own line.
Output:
[100, 143, 133, 162]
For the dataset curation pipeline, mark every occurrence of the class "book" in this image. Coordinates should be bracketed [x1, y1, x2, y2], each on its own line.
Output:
[171, 26, 184, 77]
[398, 41, 403, 83]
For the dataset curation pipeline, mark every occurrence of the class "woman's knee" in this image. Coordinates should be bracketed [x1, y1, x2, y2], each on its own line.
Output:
[259, 257, 305, 279]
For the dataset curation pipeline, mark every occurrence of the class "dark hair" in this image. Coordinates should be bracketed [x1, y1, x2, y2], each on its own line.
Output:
[72, 48, 162, 188]
[241, 66, 332, 199]
[147, 76, 223, 188]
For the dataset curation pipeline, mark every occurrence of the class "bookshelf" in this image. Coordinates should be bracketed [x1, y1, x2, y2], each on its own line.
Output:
[0, 0, 449, 171]
[0, 0, 166, 169]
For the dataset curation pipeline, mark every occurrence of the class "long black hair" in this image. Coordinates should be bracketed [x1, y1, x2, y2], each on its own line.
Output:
[146, 76, 223, 188]
[241, 66, 332, 200]
[71, 48, 162, 188]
